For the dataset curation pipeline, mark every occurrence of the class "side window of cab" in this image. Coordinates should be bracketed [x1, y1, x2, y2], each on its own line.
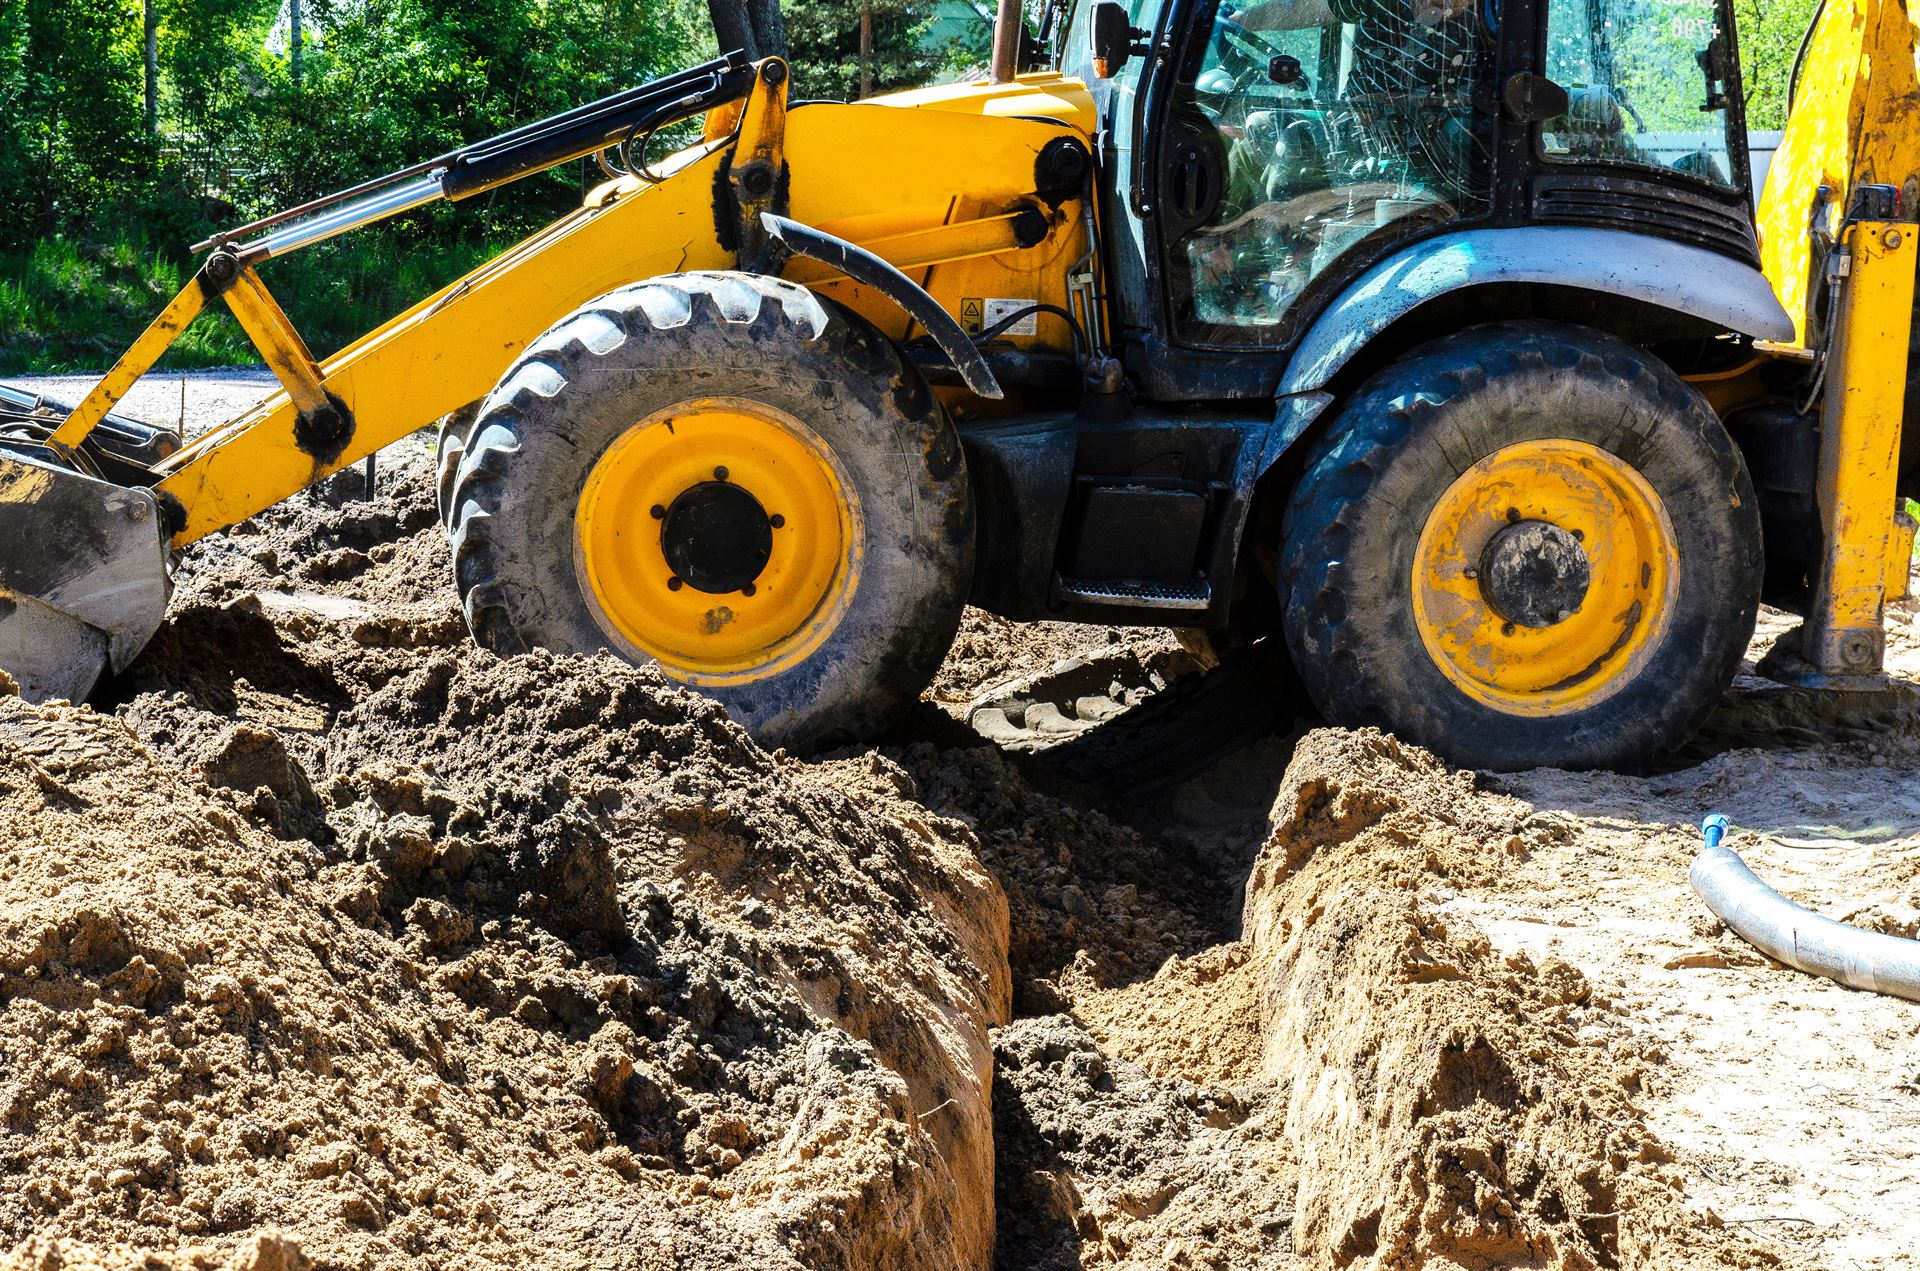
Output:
[1161, 0, 1496, 343]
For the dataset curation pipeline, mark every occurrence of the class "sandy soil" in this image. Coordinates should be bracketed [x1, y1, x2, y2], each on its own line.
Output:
[1, 370, 1917, 1269]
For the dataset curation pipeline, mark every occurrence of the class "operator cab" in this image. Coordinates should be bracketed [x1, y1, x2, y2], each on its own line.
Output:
[1059, 0, 1756, 398]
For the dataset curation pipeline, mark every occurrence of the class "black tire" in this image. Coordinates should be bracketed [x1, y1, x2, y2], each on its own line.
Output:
[446, 271, 973, 751]
[1280, 322, 1762, 771]
[435, 403, 479, 526]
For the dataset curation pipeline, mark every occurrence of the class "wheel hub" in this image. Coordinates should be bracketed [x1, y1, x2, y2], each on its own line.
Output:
[661, 480, 773, 594]
[574, 397, 862, 684]
[1409, 439, 1677, 717]
[1478, 520, 1590, 628]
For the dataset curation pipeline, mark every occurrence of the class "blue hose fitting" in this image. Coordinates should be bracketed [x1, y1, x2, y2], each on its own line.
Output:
[1701, 813, 1729, 850]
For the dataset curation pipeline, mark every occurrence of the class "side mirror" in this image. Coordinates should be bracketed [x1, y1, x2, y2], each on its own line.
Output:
[1091, 1, 1148, 79]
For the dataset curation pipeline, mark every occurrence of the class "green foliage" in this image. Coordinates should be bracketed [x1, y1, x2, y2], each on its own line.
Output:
[0, 225, 507, 373]
[1732, 0, 1820, 131]
[0, 0, 974, 374]
[783, 0, 961, 99]
[0, 0, 719, 372]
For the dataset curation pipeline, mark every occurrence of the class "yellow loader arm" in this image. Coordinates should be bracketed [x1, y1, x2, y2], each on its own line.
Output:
[61, 58, 1093, 545]
[0, 53, 1095, 701]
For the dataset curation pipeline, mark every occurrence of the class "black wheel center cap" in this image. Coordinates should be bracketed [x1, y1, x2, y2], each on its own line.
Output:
[1479, 520, 1590, 628]
[661, 481, 773, 594]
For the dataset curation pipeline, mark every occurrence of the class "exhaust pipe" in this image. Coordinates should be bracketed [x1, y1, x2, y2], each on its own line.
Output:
[991, 0, 1024, 83]
[1691, 814, 1920, 1003]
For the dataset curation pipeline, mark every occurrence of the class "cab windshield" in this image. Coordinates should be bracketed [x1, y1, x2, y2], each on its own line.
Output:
[1542, 0, 1745, 188]
[1163, 0, 1497, 338]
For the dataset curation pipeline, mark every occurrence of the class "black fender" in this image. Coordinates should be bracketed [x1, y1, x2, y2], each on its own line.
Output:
[760, 213, 1003, 400]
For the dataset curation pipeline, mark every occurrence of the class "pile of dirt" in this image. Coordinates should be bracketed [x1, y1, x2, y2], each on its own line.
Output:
[890, 741, 1224, 1014]
[927, 613, 1174, 707]
[4, 1232, 309, 1271]
[991, 1011, 1293, 1269]
[1249, 731, 1782, 1267]
[2, 391, 1905, 1270]
[0, 450, 1012, 1270]
[978, 728, 1789, 1269]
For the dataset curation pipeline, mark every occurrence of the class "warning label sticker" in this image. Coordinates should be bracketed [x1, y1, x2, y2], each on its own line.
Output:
[959, 297, 1036, 337]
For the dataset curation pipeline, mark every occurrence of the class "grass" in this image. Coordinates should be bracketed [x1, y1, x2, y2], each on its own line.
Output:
[0, 230, 509, 376]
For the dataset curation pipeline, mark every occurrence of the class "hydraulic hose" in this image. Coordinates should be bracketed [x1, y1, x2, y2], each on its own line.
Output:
[1691, 814, 1920, 1003]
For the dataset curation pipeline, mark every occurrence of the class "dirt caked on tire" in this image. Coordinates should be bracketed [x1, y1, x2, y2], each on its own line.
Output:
[1280, 322, 1762, 771]
[446, 271, 973, 750]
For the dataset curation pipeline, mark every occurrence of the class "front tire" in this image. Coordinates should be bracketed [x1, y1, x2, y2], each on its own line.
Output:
[1280, 322, 1761, 771]
[447, 271, 973, 751]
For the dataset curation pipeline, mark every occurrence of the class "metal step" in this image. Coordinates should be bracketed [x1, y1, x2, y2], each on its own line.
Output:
[1055, 574, 1212, 610]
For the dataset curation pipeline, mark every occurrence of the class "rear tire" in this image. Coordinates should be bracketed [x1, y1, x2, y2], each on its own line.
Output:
[447, 271, 973, 751]
[1280, 322, 1761, 771]
[435, 404, 479, 526]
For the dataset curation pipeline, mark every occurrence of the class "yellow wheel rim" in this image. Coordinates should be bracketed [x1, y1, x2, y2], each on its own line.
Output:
[574, 397, 861, 686]
[1411, 440, 1677, 717]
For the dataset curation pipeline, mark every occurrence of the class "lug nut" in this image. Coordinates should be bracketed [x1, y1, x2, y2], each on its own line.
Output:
[650, 504, 666, 520]
[1571, 528, 1583, 541]
[741, 582, 757, 597]
[769, 513, 785, 529]
[1463, 566, 1478, 580]
[1506, 507, 1521, 523]
[1555, 609, 1573, 623]
[667, 576, 684, 591]
[714, 466, 730, 481]
[1501, 621, 1516, 636]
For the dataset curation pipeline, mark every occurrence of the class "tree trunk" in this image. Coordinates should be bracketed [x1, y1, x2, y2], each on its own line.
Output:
[859, 0, 873, 98]
[747, 0, 787, 62]
[143, 0, 158, 137]
[709, 0, 788, 62]
[290, 0, 304, 88]
[708, 0, 759, 58]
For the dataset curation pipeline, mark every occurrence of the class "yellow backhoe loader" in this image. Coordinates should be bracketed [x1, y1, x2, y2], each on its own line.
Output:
[0, 0, 1915, 770]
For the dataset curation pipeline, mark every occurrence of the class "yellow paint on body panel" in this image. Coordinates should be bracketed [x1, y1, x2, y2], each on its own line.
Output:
[1757, 0, 1920, 346]
[1796, 219, 1920, 672]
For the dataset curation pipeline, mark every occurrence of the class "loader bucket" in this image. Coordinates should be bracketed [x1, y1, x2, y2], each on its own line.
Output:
[0, 448, 171, 703]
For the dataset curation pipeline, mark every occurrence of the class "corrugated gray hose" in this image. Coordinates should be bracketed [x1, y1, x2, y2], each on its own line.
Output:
[1691, 814, 1920, 1004]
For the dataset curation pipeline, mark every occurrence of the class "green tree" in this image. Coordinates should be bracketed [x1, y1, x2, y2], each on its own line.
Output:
[0, 0, 150, 244]
[782, 0, 946, 99]
[1732, 0, 1820, 130]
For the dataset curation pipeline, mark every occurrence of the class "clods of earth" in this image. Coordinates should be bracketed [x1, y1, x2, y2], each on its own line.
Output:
[3, 383, 1919, 1270]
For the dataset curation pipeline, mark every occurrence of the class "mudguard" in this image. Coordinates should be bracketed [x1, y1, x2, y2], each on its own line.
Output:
[761, 213, 1005, 399]
[0, 449, 171, 702]
[1278, 226, 1799, 397]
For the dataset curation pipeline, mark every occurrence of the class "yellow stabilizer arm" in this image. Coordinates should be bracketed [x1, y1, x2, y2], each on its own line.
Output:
[1755, 0, 1920, 684]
